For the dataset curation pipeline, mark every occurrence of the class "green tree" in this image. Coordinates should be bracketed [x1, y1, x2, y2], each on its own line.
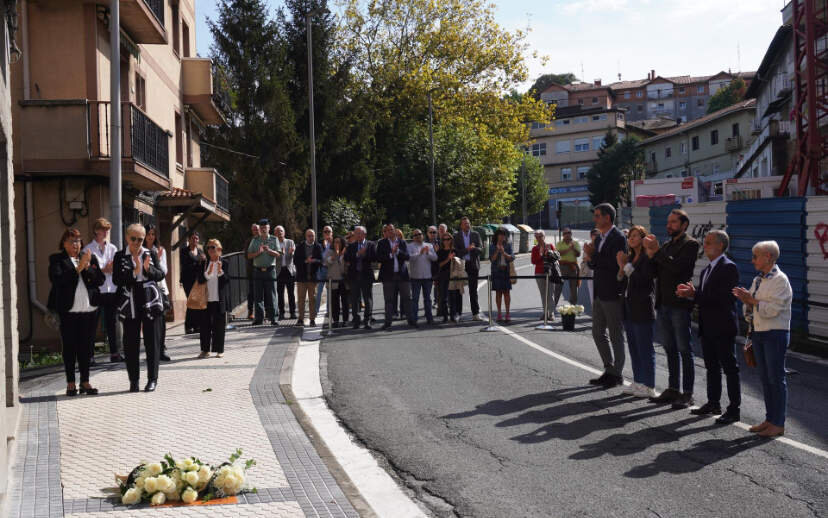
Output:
[528, 73, 578, 99]
[321, 197, 362, 237]
[510, 154, 547, 218]
[587, 131, 643, 207]
[707, 78, 746, 114]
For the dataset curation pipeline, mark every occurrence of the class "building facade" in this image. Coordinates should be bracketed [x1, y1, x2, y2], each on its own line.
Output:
[12, 0, 230, 348]
[639, 99, 757, 202]
[529, 105, 627, 228]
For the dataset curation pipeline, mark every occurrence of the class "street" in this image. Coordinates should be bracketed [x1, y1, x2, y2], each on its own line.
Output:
[321, 255, 828, 518]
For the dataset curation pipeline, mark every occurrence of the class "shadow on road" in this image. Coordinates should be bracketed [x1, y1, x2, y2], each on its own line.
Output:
[441, 385, 605, 420]
[625, 434, 766, 478]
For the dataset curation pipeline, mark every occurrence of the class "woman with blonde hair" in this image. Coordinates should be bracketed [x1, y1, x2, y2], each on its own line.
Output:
[196, 239, 230, 358]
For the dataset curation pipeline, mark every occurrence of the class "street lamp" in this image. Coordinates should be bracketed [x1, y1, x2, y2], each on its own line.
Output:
[305, 7, 329, 233]
[428, 89, 437, 226]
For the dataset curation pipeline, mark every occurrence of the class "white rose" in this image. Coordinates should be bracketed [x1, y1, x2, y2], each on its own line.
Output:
[144, 477, 159, 494]
[150, 492, 166, 506]
[121, 487, 142, 505]
[577, 305, 584, 312]
[181, 487, 198, 504]
[178, 458, 195, 471]
[197, 466, 212, 484]
[155, 475, 173, 492]
[184, 470, 200, 487]
[134, 476, 145, 489]
[164, 489, 180, 502]
[146, 462, 163, 476]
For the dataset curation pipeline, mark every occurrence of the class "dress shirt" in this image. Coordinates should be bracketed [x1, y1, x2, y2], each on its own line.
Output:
[204, 260, 223, 302]
[389, 239, 400, 272]
[462, 231, 471, 261]
[356, 240, 366, 271]
[407, 242, 437, 279]
[744, 266, 793, 332]
[700, 254, 724, 292]
[83, 240, 117, 294]
[597, 227, 612, 253]
[69, 257, 95, 313]
[152, 245, 170, 295]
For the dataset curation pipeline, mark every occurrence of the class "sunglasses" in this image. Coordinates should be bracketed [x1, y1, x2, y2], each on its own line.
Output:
[428, 231, 436, 234]
[412, 233, 422, 237]
[129, 236, 144, 243]
[442, 237, 453, 241]
[207, 245, 218, 250]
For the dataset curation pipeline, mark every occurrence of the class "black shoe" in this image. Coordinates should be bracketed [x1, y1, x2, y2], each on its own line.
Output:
[160, 353, 171, 362]
[352, 321, 360, 329]
[278, 314, 285, 321]
[310, 320, 316, 327]
[363, 323, 372, 330]
[66, 387, 78, 397]
[671, 392, 694, 409]
[270, 320, 279, 326]
[382, 322, 392, 330]
[690, 402, 722, 416]
[79, 385, 99, 395]
[110, 354, 124, 363]
[602, 375, 623, 388]
[290, 313, 297, 320]
[650, 388, 681, 404]
[442, 317, 448, 323]
[409, 321, 419, 328]
[296, 320, 305, 327]
[427, 319, 435, 325]
[715, 409, 741, 425]
[589, 373, 609, 385]
[252, 320, 263, 326]
[144, 380, 157, 392]
[129, 382, 140, 393]
[450, 317, 457, 323]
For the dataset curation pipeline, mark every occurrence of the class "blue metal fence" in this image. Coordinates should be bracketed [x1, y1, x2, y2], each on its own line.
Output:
[649, 203, 681, 244]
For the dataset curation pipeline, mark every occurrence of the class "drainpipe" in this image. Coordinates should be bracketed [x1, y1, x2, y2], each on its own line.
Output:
[25, 182, 48, 317]
[21, 0, 29, 99]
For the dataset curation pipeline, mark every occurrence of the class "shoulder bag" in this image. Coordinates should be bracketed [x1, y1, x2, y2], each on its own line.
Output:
[187, 281, 208, 310]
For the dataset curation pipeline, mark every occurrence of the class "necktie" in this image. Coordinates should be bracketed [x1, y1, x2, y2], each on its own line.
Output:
[701, 264, 711, 291]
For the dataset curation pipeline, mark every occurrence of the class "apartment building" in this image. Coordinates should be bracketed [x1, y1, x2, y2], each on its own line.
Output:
[639, 99, 756, 201]
[12, 0, 230, 347]
[529, 105, 627, 228]
[541, 69, 755, 124]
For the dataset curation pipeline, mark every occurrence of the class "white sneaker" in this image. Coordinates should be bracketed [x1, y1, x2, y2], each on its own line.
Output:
[633, 385, 657, 398]
[622, 382, 640, 395]
[472, 314, 483, 321]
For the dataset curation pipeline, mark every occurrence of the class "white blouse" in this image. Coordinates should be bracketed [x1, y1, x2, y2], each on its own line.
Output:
[204, 260, 223, 302]
[744, 266, 793, 332]
[69, 257, 95, 313]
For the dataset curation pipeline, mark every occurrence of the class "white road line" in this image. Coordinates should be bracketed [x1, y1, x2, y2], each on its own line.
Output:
[476, 264, 828, 461]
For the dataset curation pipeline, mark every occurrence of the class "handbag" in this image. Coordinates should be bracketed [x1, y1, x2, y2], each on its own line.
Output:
[187, 281, 208, 310]
[509, 261, 518, 285]
[743, 338, 757, 368]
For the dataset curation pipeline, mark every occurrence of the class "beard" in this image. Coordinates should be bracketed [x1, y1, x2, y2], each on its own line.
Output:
[667, 227, 683, 238]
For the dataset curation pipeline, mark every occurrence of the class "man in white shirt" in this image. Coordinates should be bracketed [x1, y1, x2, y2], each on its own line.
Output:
[83, 218, 123, 363]
[407, 229, 437, 326]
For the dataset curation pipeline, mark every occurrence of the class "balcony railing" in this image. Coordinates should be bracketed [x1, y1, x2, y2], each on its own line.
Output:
[142, 0, 164, 25]
[89, 101, 170, 178]
[216, 174, 229, 211]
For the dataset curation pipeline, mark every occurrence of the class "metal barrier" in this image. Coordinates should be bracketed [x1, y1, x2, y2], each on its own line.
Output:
[223, 252, 249, 319]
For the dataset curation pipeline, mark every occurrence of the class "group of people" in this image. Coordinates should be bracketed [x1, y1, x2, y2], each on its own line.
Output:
[49, 219, 231, 395]
[585, 203, 793, 438]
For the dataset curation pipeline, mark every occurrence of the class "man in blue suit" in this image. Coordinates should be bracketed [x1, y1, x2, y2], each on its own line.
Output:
[676, 230, 741, 424]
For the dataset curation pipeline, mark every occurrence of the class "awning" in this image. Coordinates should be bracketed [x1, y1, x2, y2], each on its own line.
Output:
[763, 89, 792, 118]
[156, 187, 231, 250]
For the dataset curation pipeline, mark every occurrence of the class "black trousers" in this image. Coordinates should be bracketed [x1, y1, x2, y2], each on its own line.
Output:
[123, 316, 162, 383]
[701, 334, 741, 412]
[331, 284, 349, 323]
[276, 267, 296, 317]
[350, 277, 373, 323]
[200, 302, 226, 353]
[95, 292, 121, 357]
[247, 272, 255, 314]
[59, 311, 96, 384]
[458, 265, 479, 316]
[183, 280, 199, 332]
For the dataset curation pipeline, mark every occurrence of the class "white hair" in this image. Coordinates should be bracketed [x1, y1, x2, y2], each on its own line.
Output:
[355, 225, 367, 234]
[125, 223, 145, 237]
[534, 230, 545, 237]
[753, 240, 780, 263]
[275, 225, 285, 232]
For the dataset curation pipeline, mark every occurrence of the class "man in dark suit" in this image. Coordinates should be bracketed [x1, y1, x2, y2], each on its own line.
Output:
[377, 224, 412, 329]
[345, 225, 377, 329]
[583, 203, 627, 388]
[676, 230, 741, 424]
[453, 217, 483, 321]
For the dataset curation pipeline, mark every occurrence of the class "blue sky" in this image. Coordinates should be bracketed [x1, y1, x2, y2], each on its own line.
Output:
[195, 0, 787, 89]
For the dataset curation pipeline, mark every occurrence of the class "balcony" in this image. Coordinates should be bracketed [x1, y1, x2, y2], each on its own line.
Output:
[119, 0, 166, 44]
[184, 167, 230, 221]
[18, 99, 171, 191]
[182, 59, 227, 125]
[725, 136, 742, 152]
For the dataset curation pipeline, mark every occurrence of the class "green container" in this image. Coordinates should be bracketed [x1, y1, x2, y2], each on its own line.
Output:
[474, 225, 493, 260]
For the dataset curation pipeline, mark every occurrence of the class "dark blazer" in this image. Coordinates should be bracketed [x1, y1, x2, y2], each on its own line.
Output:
[47, 251, 105, 313]
[179, 245, 205, 288]
[588, 226, 627, 301]
[429, 239, 441, 278]
[694, 255, 740, 338]
[453, 230, 483, 271]
[113, 248, 166, 314]
[294, 241, 324, 282]
[623, 252, 656, 322]
[376, 238, 410, 281]
[652, 232, 700, 310]
[196, 258, 231, 313]
[344, 239, 377, 281]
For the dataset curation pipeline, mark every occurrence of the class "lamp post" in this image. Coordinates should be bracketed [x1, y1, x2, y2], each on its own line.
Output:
[428, 90, 437, 226]
[305, 7, 329, 233]
[109, 0, 122, 246]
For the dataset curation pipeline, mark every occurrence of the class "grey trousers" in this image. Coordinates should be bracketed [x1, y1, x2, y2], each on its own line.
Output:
[592, 297, 626, 377]
[535, 277, 562, 317]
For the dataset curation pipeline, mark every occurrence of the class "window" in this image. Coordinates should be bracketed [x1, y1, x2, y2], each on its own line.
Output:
[679, 86, 686, 94]
[637, 104, 643, 112]
[578, 99, 584, 106]
[665, 146, 672, 158]
[172, 4, 180, 56]
[650, 152, 656, 163]
[574, 138, 590, 152]
[174, 111, 183, 166]
[681, 170, 689, 177]
[617, 112, 624, 120]
[555, 140, 570, 154]
[624, 92, 631, 99]
[680, 142, 687, 154]
[732, 123, 740, 137]
[691, 136, 699, 150]
[710, 129, 719, 146]
[592, 115, 600, 121]
[636, 91, 643, 97]
[601, 113, 608, 120]
[135, 73, 146, 111]
[531, 143, 547, 157]
[531, 121, 546, 129]
[657, 102, 665, 109]
[592, 96, 599, 104]
[697, 98, 704, 107]
[182, 21, 191, 57]
[561, 168, 572, 181]
[697, 85, 704, 94]
[577, 166, 589, 179]
[593, 136, 604, 150]
[679, 101, 687, 110]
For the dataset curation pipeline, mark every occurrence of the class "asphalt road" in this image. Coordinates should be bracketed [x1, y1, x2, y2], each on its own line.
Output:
[320, 254, 828, 518]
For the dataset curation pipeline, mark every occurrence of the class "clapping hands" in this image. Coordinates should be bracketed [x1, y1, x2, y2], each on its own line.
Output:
[676, 282, 695, 298]
[616, 250, 629, 269]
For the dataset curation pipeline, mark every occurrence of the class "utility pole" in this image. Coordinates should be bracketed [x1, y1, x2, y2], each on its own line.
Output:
[428, 90, 437, 226]
[521, 153, 527, 224]
[306, 10, 320, 233]
[109, 0, 122, 246]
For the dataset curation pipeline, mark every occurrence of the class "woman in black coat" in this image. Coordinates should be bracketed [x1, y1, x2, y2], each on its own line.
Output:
[113, 223, 166, 393]
[616, 225, 657, 398]
[48, 228, 104, 396]
[196, 239, 230, 358]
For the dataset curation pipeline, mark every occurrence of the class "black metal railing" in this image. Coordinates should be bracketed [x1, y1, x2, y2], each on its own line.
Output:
[224, 252, 249, 316]
[142, 0, 165, 26]
[215, 173, 230, 211]
[211, 62, 232, 118]
[89, 101, 170, 178]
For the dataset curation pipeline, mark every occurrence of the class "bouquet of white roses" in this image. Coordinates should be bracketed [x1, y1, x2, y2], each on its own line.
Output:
[558, 304, 585, 316]
[116, 450, 254, 506]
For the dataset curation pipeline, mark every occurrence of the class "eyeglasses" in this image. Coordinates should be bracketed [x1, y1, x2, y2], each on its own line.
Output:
[412, 233, 422, 237]
[428, 231, 436, 234]
[66, 239, 82, 244]
[207, 245, 216, 250]
[129, 236, 144, 243]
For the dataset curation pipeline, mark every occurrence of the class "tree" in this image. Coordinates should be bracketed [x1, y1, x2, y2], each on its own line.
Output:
[528, 73, 578, 99]
[510, 155, 547, 218]
[707, 78, 746, 114]
[321, 197, 362, 237]
[587, 131, 643, 208]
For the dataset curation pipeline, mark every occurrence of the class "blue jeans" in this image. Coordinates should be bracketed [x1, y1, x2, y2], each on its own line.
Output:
[624, 319, 655, 388]
[656, 305, 694, 393]
[410, 279, 434, 323]
[752, 329, 789, 427]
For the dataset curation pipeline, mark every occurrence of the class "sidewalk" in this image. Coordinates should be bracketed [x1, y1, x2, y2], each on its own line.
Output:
[4, 323, 359, 518]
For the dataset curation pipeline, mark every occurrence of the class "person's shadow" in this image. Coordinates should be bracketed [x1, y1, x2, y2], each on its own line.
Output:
[442, 385, 605, 420]
[625, 434, 766, 478]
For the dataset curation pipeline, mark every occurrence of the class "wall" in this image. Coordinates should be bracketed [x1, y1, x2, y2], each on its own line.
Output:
[683, 202, 728, 283]
[806, 197, 828, 339]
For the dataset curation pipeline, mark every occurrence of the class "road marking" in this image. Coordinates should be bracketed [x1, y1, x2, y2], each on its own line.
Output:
[476, 263, 828, 461]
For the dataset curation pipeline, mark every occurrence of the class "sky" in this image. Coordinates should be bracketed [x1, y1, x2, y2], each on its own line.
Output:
[195, 0, 788, 90]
